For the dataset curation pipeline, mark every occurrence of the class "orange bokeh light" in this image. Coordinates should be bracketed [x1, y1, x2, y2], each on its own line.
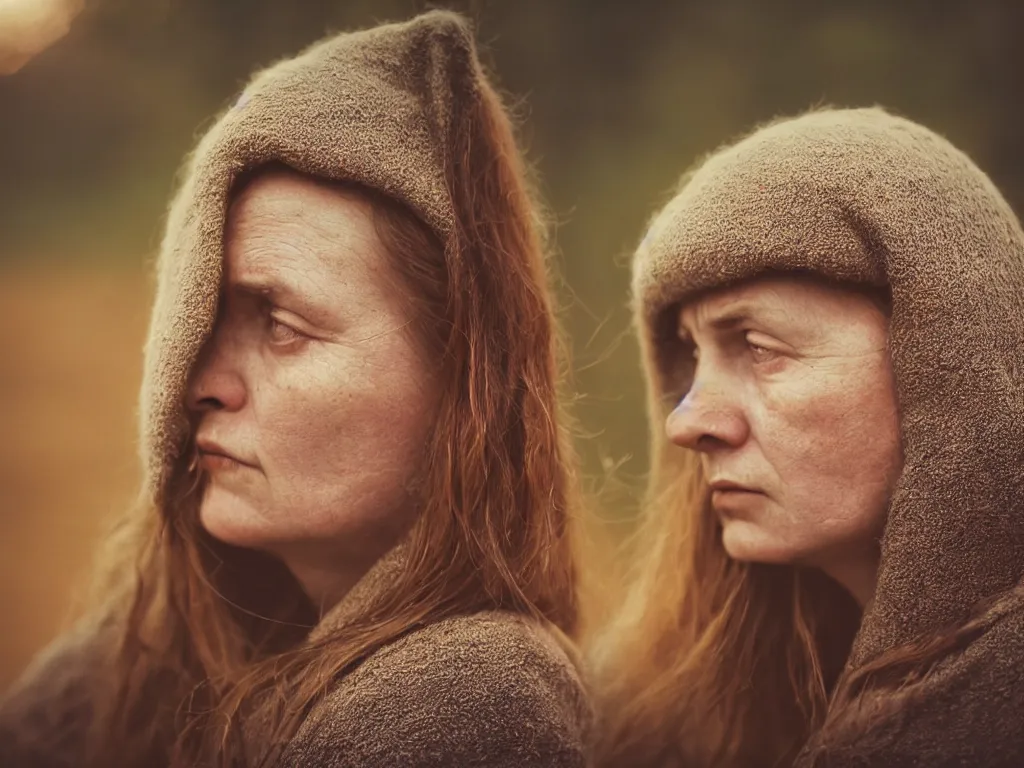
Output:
[0, 0, 84, 75]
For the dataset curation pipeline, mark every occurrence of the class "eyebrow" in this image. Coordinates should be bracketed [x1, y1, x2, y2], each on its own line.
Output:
[231, 275, 301, 303]
[677, 305, 755, 340]
[233, 277, 344, 335]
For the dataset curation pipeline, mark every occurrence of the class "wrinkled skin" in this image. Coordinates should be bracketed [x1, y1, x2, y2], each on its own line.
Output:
[186, 169, 438, 609]
[666, 276, 903, 605]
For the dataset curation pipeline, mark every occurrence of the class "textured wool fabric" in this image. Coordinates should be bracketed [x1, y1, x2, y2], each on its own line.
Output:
[274, 544, 591, 768]
[798, 578, 1024, 767]
[282, 612, 591, 768]
[633, 107, 1024, 764]
[141, 9, 468, 503]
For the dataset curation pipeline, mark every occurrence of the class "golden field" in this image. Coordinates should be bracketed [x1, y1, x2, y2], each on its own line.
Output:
[0, 266, 150, 688]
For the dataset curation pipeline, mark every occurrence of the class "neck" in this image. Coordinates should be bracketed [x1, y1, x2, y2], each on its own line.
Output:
[818, 548, 880, 608]
[271, 535, 398, 615]
[287, 561, 368, 614]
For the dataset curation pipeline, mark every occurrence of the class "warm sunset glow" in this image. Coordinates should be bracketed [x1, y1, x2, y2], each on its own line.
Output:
[0, 0, 84, 74]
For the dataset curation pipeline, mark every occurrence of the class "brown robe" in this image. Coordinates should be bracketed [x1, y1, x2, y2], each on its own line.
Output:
[278, 545, 591, 767]
[0, 544, 591, 767]
[2, 10, 591, 767]
[633, 107, 1024, 766]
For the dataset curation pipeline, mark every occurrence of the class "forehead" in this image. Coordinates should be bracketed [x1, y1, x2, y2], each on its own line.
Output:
[223, 171, 381, 286]
[676, 274, 881, 336]
[678, 277, 796, 331]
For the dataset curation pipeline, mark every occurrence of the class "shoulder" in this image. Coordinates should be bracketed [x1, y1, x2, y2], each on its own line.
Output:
[888, 608, 1024, 765]
[0, 615, 115, 768]
[801, 584, 1024, 768]
[285, 611, 592, 768]
[926, 581, 1024, 712]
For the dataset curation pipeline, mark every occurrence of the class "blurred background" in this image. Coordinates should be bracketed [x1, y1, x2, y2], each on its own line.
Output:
[2, 0, 1023, 688]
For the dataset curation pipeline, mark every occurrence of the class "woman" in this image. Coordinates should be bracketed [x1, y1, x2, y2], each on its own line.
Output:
[0, 11, 590, 767]
[591, 107, 1024, 767]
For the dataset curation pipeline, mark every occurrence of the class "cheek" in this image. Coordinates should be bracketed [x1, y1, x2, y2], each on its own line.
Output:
[815, 371, 900, 481]
[762, 364, 897, 459]
[253, 341, 434, 529]
[756, 365, 900, 528]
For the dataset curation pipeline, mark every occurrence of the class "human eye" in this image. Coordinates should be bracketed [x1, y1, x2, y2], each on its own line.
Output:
[266, 307, 308, 348]
[745, 332, 782, 365]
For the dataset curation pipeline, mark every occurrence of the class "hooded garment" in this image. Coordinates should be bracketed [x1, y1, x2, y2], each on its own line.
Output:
[0, 543, 591, 768]
[0, 11, 590, 767]
[633, 107, 1024, 766]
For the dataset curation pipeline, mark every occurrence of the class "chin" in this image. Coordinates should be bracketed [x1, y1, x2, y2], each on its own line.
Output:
[198, 493, 278, 550]
[719, 519, 799, 564]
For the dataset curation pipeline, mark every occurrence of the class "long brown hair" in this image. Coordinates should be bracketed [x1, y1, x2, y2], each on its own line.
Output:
[589, 442, 861, 768]
[84, 64, 582, 768]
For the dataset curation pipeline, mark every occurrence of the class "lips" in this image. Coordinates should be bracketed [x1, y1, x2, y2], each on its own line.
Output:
[708, 479, 760, 493]
[196, 438, 255, 468]
[708, 478, 765, 516]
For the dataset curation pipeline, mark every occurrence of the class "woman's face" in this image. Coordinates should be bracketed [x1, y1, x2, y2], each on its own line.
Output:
[186, 170, 437, 604]
[666, 276, 903, 586]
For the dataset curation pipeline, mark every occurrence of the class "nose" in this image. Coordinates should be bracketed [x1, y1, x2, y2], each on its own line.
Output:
[185, 329, 247, 414]
[665, 379, 749, 453]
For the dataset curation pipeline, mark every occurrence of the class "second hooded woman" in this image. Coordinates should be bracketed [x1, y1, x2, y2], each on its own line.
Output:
[591, 107, 1024, 768]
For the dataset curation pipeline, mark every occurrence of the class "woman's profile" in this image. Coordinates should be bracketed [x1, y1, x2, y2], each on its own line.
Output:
[0, 11, 590, 767]
[590, 107, 1024, 767]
